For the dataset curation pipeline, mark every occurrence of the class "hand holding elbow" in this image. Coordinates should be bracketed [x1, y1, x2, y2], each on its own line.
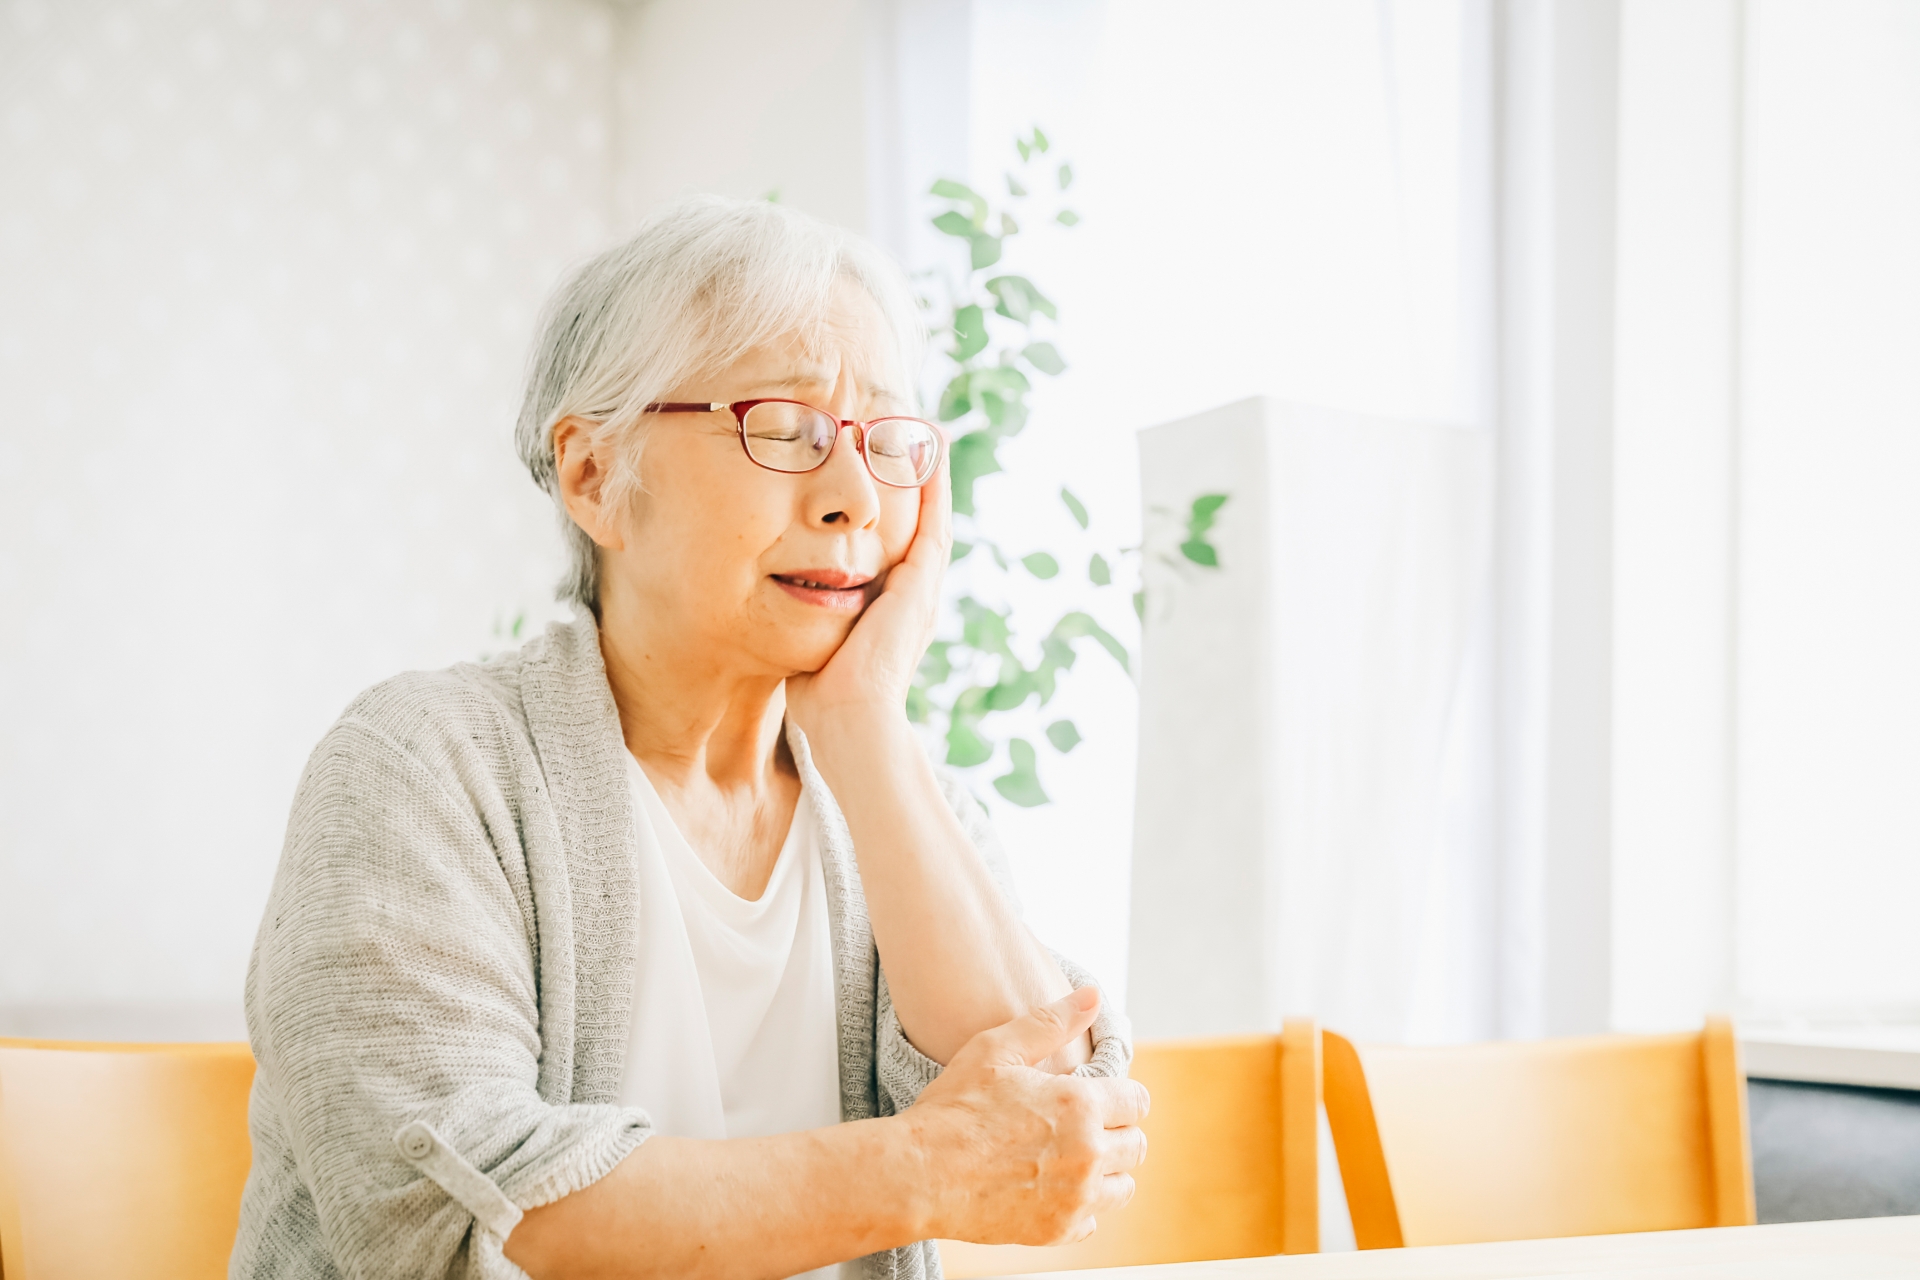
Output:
[907, 986, 1150, 1247]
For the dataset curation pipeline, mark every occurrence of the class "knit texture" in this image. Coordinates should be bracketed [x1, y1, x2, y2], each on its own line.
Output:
[231, 613, 1131, 1280]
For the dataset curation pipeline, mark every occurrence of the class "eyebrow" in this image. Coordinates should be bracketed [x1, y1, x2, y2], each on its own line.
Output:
[741, 373, 906, 410]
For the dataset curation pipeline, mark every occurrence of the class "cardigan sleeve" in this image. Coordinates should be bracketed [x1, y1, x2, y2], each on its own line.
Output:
[873, 771, 1134, 1117]
[238, 710, 648, 1280]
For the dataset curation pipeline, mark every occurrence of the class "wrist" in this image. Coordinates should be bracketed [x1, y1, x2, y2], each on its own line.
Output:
[801, 704, 922, 781]
[886, 1108, 951, 1243]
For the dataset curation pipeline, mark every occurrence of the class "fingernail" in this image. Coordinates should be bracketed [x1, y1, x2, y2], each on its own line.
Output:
[1064, 986, 1099, 1012]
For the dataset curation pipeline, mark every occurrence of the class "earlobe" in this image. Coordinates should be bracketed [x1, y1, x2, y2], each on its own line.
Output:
[553, 416, 627, 552]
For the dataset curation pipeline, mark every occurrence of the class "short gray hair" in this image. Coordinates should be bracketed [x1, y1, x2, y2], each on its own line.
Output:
[514, 194, 925, 613]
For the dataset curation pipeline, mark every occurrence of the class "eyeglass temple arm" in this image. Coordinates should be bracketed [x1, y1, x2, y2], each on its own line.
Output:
[643, 402, 729, 413]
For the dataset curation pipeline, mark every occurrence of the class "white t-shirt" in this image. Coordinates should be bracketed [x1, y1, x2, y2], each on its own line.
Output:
[616, 754, 853, 1280]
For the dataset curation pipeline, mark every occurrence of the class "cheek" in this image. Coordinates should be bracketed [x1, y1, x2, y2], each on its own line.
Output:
[878, 492, 922, 566]
[628, 456, 792, 581]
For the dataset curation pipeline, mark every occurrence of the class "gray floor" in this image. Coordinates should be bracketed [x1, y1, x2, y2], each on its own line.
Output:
[1750, 1078, 1920, 1223]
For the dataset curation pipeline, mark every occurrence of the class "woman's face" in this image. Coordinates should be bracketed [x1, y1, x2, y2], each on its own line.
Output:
[599, 280, 924, 678]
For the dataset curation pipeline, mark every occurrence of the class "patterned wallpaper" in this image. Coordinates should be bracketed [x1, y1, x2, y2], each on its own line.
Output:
[0, 0, 616, 1020]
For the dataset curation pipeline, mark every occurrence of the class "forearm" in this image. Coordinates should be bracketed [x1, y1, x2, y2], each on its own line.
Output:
[808, 710, 1080, 1067]
[506, 1116, 931, 1280]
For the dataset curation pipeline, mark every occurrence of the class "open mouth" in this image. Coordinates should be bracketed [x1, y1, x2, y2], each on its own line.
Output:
[770, 570, 874, 612]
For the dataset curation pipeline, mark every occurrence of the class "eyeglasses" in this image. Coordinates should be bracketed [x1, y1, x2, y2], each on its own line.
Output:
[643, 399, 944, 487]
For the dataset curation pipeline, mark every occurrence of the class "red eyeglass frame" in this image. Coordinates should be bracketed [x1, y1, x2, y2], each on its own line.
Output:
[643, 399, 945, 487]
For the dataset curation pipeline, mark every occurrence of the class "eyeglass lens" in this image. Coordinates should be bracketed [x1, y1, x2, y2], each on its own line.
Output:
[740, 402, 938, 486]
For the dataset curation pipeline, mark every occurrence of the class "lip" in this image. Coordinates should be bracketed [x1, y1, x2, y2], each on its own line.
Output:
[770, 569, 876, 612]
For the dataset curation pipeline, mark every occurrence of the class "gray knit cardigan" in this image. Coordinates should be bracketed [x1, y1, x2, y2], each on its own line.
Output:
[231, 612, 1130, 1280]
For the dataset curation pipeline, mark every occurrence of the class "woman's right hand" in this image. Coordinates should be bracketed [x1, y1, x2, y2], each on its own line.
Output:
[906, 987, 1149, 1246]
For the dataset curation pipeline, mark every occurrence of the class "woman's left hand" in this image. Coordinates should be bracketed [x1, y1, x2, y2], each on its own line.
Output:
[785, 451, 950, 733]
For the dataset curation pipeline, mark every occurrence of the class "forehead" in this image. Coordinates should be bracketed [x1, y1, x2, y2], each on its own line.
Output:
[719, 279, 906, 400]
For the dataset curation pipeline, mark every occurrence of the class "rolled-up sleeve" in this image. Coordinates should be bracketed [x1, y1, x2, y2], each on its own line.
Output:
[874, 773, 1134, 1117]
[240, 716, 648, 1279]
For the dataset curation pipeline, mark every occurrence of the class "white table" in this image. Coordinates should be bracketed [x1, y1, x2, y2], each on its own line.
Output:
[1009, 1216, 1920, 1280]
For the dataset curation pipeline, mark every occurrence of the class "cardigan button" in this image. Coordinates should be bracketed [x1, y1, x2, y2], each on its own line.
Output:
[397, 1123, 434, 1160]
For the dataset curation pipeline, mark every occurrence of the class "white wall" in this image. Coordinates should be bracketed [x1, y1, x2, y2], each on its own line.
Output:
[1611, 0, 1740, 1032]
[0, 0, 611, 1034]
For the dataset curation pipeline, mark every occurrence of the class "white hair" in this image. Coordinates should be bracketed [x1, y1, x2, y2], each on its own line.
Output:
[514, 194, 926, 613]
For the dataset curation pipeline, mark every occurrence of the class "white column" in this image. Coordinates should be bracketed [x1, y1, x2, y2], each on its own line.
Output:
[1128, 398, 1492, 1043]
[1493, 0, 1622, 1037]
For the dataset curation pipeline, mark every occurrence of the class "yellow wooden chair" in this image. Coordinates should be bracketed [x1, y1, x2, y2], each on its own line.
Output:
[940, 1019, 1320, 1276]
[1321, 1017, 1754, 1249]
[0, 1038, 255, 1280]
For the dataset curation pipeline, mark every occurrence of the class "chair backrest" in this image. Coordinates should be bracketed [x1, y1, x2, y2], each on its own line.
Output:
[940, 1018, 1319, 1277]
[0, 1039, 255, 1280]
[1321, 1017, 1754, 1249]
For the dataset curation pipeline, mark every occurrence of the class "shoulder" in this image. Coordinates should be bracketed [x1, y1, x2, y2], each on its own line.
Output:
[318, 611, 599, 773]
[331, 658, 531, 764]
[291, 627, 579, 834]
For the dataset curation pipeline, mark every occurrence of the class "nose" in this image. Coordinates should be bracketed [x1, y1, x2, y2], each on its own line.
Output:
[807, 420, 881, 528]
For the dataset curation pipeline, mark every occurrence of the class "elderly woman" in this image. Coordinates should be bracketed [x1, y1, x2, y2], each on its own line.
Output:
[232, 195, 1144, 1280]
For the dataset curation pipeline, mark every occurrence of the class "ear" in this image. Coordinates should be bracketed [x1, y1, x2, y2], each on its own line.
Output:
[553, 416, 626, 552]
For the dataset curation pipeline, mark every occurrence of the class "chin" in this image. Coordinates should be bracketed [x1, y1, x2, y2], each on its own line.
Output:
[765, 626, 853, 677]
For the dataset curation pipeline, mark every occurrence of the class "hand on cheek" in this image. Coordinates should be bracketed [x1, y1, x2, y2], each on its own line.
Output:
[786, 458, 950, 731]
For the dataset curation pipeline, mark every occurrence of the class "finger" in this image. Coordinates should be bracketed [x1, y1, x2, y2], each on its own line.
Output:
[1089, 1076, 1152, 1128]
[903, 444, 952, 576]
[1096, 1172, 1138, 1216]
[957, 986, 1100, 1069]
[1098, 1124, 1148, 1175]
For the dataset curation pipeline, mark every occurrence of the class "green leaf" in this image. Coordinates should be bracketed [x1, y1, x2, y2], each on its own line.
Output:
[999, 212, 1019, 236]
[992, 737, 1050, 807]
[1032, 127, 1051, 153]
[988, 542, 1009, 569]
[950, 539, 974, 562]
[972, 364, 1033, 396]
[959, 596, 1013, 656]
[917, 641, 953, 685]
[905, 684, 929, 723]
[762, 187, 782, 203]
[986, 275, 1057, 322]
[1021, 341, 1066, 375]
[931, 210, 974, 238]
[952, 304, 988, 362]
[1060, 487, 1090, 529]
[986, 667, 1032, 710]
[1088, 552, 1111, 585]
[946, 719, 992, 768]
[1021, 551, 1060, 580]
[930, 178, 988, 225]
[1052, 610, 1133, 677]
[1057, 162, 1073, 190]
[1187, 492, 1229, 535]
[981, 393, 1029, 434]
[1179, 538, 1219, 567]
[969, 233, 1002, 271]
[1046, 719, 1082, 752]
[937, 371, 971, 422]
[1006, 173, 1028, 197]
[1055, 209, 1080, 227]
[1133, 589, 1146, 619]
[1016, 137, 1032, 162]
[948, 431, 1002, 515]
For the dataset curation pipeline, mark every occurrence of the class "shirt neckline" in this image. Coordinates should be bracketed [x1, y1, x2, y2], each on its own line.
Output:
[626, 753, 808, 912]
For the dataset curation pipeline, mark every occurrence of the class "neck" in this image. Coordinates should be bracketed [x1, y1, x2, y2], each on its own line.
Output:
[595, 585, 791, 792]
